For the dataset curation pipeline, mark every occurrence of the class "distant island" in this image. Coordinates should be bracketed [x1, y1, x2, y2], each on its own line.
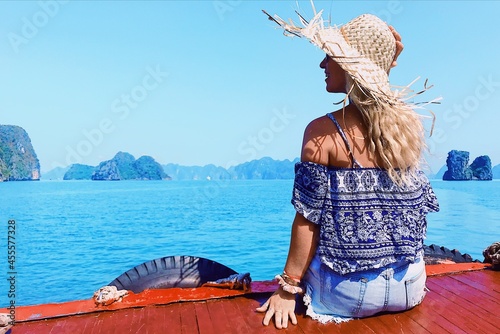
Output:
[163, 157, 300, 181]
[442, 150, 492, 181]
[61, 155, 300, 181]
[64, 152, 170, 181]
[64, 164, 96, 180]
[0, 125, 40, 181]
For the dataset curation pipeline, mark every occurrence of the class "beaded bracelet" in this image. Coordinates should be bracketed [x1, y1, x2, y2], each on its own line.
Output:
[280, 273, 299, 287]
[274, 273, 304, 295]
[283, 271, 301, 284]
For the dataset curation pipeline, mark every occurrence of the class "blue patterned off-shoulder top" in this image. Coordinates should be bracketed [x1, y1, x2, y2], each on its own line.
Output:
[292, 162, 439, 275]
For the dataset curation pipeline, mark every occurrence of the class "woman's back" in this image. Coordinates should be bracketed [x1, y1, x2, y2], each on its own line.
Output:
[302, 104, 386, 169]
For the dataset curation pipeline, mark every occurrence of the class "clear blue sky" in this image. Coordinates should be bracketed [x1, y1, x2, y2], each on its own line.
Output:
[1, 1, 499, 173]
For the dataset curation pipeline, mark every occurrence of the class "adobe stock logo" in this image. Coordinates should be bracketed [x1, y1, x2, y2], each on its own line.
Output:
[8, 0, 69, 54]
[371, 1, 403, 25]
[212, 0, 242, 21]
[51, 65, 168, 169]
[237, 107, 296, 162]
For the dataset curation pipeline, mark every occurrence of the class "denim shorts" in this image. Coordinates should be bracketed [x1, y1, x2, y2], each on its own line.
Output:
[302, 254, 427, 323]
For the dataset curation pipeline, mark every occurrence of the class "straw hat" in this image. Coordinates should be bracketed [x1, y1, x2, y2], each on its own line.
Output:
[263, 7, 397, 103]
[264, 3, 441, 186]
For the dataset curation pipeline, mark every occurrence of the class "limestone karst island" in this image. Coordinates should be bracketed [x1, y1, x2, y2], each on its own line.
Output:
[1, 125, 500, 181]
[442, 150, 493, 181]
[0, 125, 40, 181]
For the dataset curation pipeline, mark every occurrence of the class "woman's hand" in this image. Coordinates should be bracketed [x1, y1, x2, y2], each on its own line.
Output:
[389, 25, 404, 69]
[256, 287, 297, 329]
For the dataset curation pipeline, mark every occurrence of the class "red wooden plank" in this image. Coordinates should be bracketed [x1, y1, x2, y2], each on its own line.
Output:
[358, 316, 406, 334]
[144, 305, 168, 334]
[162, 303, 182, 334]
[464, 269, 499, 283]
[296, 313, 330, 334]
[100, 308, 133, 334]
[400, 295, 464, 334]
[205, 299, 239, 334]
[411, 290, 469, 334]
[425, 280, 497, 333]
[83, 313, 104, 334]
[313, 317, 377, 334]
[78, 314, 98, 334]
[46, 318, 69, 334]
[125, 307, 147, 334]
[450, 272, 500, 302]
[339, 319, 378, 334]
[449, 270, 500, 297]
[429, 275, 497, 316]
[11, 321, 52, 334]
[376, 312, 430, 334]
[194, 302, 216, 334]
[423, 290, 486, 334]
[179, 302, 199, 334]
[219, 297, 254, 334]
[48, 314, 93, 334]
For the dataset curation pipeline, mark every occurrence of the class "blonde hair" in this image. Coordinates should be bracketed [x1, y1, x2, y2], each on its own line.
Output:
[346, 76, 426, 186]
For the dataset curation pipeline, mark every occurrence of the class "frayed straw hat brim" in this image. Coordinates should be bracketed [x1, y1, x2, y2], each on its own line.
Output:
[264, 9, 396, 103]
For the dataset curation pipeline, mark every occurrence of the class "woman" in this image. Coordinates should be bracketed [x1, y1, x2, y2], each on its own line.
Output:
[258, 8, 439, 329]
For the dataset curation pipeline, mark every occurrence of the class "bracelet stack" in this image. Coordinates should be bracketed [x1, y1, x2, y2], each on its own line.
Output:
[274, 271, 304, 295]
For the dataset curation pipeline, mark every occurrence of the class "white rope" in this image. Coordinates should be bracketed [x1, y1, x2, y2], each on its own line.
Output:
[0, 313, 12, 327]
[93, 286, 129, 306]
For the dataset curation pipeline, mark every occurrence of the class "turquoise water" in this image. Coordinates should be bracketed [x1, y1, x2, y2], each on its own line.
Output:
[0, 179, 498, 307]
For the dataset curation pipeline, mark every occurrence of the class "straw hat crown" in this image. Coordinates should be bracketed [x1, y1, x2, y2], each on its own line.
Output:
[339, 14, 396, 73]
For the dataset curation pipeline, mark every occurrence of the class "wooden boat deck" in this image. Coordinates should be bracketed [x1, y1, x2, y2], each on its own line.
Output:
[5, 264, 498, 334]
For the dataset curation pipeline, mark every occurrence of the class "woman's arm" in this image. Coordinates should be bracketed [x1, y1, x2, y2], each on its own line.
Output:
[256, 118, 325, 329]
[283, 213, 319, 281]
[256, 213, 319, 329]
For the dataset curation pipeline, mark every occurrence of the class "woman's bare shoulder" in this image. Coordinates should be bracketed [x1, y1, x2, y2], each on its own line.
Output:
[301, 114, 338, 165]
[304, 114, 336, 137]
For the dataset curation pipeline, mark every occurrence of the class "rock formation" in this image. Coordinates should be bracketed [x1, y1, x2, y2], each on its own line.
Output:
[63, 164, 95, 180]
[91, 152, 168, 180]
[443, 150, 472, 180]
[162, 157, 299, 180]
[469, 156, 493, 180]
[0, 125, 40, 181]
[443, 150, 493, 181]
[163, 163, 231, 181]
[134, 156, 169, 180]
[228, 157, 299, 180]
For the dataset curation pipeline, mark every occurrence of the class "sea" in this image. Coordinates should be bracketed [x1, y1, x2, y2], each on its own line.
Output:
[0, 179, 499, 307]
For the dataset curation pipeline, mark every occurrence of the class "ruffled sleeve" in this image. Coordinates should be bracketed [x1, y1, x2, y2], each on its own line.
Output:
[424, 182, 439, 213]
[291, 162, 329, 225]
[418, 172, 439, 213]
